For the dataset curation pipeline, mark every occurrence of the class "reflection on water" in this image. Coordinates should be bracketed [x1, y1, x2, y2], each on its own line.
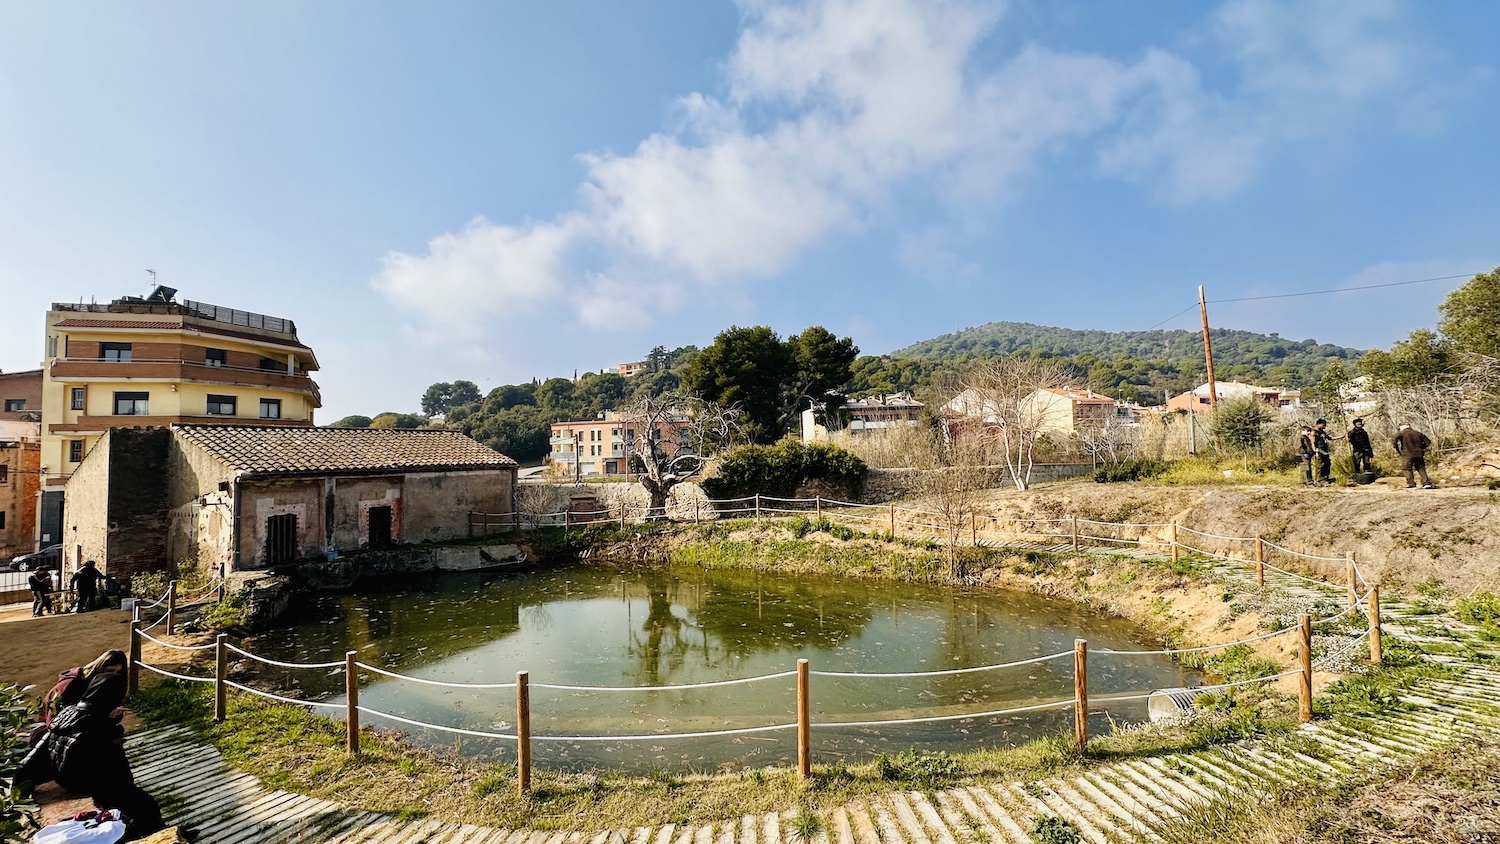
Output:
[249, 565, 1195, 772]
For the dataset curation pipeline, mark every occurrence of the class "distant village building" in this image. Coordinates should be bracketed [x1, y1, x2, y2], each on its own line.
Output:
[549, 410, 686, 478]
[942, 386, 1118, 437]
[847, 393, 925, 432]
[1166, 381, 1294, 414]
[62, 425, 516, 579]
[616, 361, 649, 377]
[39, 287, 321, 546]
[1, 370, 43, 555]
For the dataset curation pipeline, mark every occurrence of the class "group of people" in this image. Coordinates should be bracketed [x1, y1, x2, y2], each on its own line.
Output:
[1298, 418, 1436, 489]
[26, 559, 108, 617]
[19, 650, 169, 841]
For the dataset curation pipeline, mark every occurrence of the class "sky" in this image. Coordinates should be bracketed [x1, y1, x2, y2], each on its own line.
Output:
[2, 0, 1497, 421]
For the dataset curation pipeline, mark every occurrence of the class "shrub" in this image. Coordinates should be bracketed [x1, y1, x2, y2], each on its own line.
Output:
[1, 683, 40, 838]
[1457, 591, 1500, 625]
[1093, 459, 1169, 483]
[874, 750, 959, 787]
[702, 440, 866, 501]
[1030, 814, 1081, 844]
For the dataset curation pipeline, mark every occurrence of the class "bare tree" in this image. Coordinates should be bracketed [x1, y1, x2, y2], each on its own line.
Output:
[954, 359, 1069, 491]
[1075, 419, 1138, 465]
[911, 426, 993, 578]
[626, 391, 744, 519]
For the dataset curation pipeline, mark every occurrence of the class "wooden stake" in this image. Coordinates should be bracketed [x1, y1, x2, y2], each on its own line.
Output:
[1368, 586, 1382, 665]
[214, 634, 227, 722]
[1073, 639, 1088, 751]
[971, 512, 978, 545]
[815, 496, 822, 519]
[166, 579, 177, 635]
[797, 659, 811, 779]
[619, 505, 626, 529]
[345, 651, 360, 754]
[1170, 522, 1179, 563]
[889, 502, 896, 537]
[754, 493, 761, 519]
[1346, 553, 1359, 608]
[1298, 614, 1313, 723]
[1255, 536, 1265, 587]
[516, 671, 532, 796]
[1070, 515, 1079, 552]
[127, 615, 140, 697]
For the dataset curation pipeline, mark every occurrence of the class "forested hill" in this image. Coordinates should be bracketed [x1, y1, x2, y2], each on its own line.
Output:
[849, 322, 1366, 406]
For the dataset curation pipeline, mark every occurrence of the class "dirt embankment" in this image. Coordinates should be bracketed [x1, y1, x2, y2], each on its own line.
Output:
[972, 480, 1500, 594]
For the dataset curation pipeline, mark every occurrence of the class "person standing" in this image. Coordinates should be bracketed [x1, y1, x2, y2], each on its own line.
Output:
[1313, 419, 1342, 486]
[1393, 423, 1435, 489]
[70, 560, 105, 613]
[28, 567, 54, 616]
[1297, 425, 1316, 486]
[1347, 418, 1375, 475]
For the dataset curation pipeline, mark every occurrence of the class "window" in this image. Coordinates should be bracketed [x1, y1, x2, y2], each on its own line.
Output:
[0, 465, 7, 483]
[3, 399, 23, 412]
[259, 398, 281, 419]
[113, 392, 148, 415]
[100, 342, 132, 362]
[206, 395, 237, 416]
[266, 514, 298, 564]
[69, 440, 84, 463]
[70, 388, 85, 411]
[0, 512, 5, 529]
[204, 348, 226, 367]
[47, 336, 57, 358]
[259, 357, 280, 371]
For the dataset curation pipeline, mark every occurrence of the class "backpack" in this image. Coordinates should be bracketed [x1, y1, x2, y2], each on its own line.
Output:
[42, 667, 86, 728]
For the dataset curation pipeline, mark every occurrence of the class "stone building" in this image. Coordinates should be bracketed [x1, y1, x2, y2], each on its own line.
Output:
[62, 425, 516, 581]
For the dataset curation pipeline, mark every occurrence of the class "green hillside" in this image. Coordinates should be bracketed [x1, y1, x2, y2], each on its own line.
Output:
[845, 322, 1365, 406]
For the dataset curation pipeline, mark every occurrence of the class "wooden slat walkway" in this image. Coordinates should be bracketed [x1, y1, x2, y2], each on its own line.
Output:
[124, 556, 1495, 843]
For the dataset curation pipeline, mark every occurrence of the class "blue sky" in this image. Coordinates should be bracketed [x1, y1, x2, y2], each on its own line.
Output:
[2, 0, 1497, 420]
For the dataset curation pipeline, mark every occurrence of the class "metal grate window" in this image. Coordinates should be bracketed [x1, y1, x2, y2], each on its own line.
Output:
[266, 514, 298, 564]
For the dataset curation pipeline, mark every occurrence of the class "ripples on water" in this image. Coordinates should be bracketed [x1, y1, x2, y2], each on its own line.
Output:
[249, 565, 1195, 773]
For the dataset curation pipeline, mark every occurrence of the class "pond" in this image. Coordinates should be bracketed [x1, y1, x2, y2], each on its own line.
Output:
[248, 565, 1197, 773]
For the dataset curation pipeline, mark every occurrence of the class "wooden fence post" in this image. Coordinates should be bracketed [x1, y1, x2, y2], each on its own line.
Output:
[754, 494, 761, 519]
[797, 658, 811, 779]
[562, 509, 569, 537]
[345, 651, 360, 754]
[1073, 639, 1088, 751]
[1368, 586, 1382, 665]
[214, 634, 228, 722]
[166, 580, 177, 635]
[1255, 536, 1266, 587]
[516, 671, 531, 796]
[889, 502, 896, 537]
[1298, 615, 1313, 723]
[217, 576, 226, 605]
[971, 512, 978, 546]
[619, 505, 626, 529]
[1346, 553, 1359, 608]
[1170, 522, 1179, 563]
[127, 613, 140, 697]
[1070, 515, 1079, 552]
[815, 496, 822, 520]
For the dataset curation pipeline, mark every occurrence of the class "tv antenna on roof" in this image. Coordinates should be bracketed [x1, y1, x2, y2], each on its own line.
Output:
[146, 269, 157, 289]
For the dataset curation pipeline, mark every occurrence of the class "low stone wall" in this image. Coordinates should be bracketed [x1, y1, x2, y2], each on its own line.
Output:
[294, 543, 528, 590]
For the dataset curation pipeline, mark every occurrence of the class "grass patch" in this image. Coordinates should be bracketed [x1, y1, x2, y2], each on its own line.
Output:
[1314, 638, 1462, 718]
[1178, 644, 1283, 683]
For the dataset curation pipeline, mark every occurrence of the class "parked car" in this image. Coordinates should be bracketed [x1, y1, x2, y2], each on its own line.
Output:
[10, 544, 61, 572]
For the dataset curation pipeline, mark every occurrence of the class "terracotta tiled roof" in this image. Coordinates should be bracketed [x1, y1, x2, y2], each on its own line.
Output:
[172, 425, 517, 477]
[54, 318, 186, 330]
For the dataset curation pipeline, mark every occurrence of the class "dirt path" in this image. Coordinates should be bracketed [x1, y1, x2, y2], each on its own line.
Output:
[0, 604, 137, 695]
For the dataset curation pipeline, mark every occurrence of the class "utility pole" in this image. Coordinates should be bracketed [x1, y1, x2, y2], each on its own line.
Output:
[1198, 285, 1218, 410]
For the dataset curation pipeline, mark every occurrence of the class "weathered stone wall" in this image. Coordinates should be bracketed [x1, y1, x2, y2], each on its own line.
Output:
[516, 480, 710, 522]
[101, 428, 174, 581]
[61, 429, 113, 576]
[402, 469, 513, 542]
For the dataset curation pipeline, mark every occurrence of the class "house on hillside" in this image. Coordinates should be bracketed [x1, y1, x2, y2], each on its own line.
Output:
[549, 410, 688, 478]
[1166, 381, 1289, 414]
[62, 425, 516, 580]
[942, 386, 1117, 437]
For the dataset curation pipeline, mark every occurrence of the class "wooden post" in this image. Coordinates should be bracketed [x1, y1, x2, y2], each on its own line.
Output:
[754, 494, 761, 519]
[889, 502, 896, 537]
[1073, 639, 1088, 751]
[1298, 614, 1313, 723]
[1070, 515, 1079, 552]
[1368, 586, 1382, 665]
[1255, 536, 1265, 587]
[562, 508, 569, 537]
[815, 496, 822, 519]
[214, 634, 228, 722]
[217, 577, 226, 604]
[516, 671, 531, 796]
[796, 658, 811, 779]
[127, 615, 141, 696]
[345, 651, 360, 754]
[971, 512, 978, 546]
[1170, 522, 1179, 563]
[1346, 553, 1359, 608]
[619, 505, 626, 529]
[166, 579, 177, 636]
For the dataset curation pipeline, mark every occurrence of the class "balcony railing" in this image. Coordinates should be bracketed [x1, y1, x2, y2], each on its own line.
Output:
[48, 358, 321, 405]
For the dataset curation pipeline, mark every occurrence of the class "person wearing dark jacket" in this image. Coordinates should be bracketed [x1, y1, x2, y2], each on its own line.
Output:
[28, 568, 54, 616]
[1393, 423, 1434, 489]
[1347, 418, 1374, 475]
[1312, 419, 1341, 486]
[1297, 426, 1315, 485]
[70, 559, 105, 612]
[45, 672, 166, 836]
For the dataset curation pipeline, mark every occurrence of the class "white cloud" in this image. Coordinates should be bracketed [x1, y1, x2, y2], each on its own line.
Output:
[375, 0, 1447, 330]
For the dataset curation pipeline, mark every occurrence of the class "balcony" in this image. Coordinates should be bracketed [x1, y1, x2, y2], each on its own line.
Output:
[49, 358, 322, 406]
[49, 414, 314, 434]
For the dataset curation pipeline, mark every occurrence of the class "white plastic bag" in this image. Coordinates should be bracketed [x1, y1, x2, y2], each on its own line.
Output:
[33, 812, 127, 844]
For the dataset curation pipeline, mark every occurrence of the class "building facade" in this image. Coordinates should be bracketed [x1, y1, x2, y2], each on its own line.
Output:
[846, 393, 925, 433]
[1165, 381, 1285, 414]
[549, 410, 687, 478]
[1021, 387, 1118, 435]
[39, 288, 321, 546]
[62, 425, 517, 580]
[1, 369, 43, 421]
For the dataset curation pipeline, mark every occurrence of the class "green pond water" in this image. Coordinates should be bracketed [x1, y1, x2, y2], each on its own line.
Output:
[248, 565, 1196, 773]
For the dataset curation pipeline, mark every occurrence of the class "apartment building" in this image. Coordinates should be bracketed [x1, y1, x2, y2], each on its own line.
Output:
[846, 393, 925, 433]
[38, 287, 321, 544]
[549, 410, 686, 477]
